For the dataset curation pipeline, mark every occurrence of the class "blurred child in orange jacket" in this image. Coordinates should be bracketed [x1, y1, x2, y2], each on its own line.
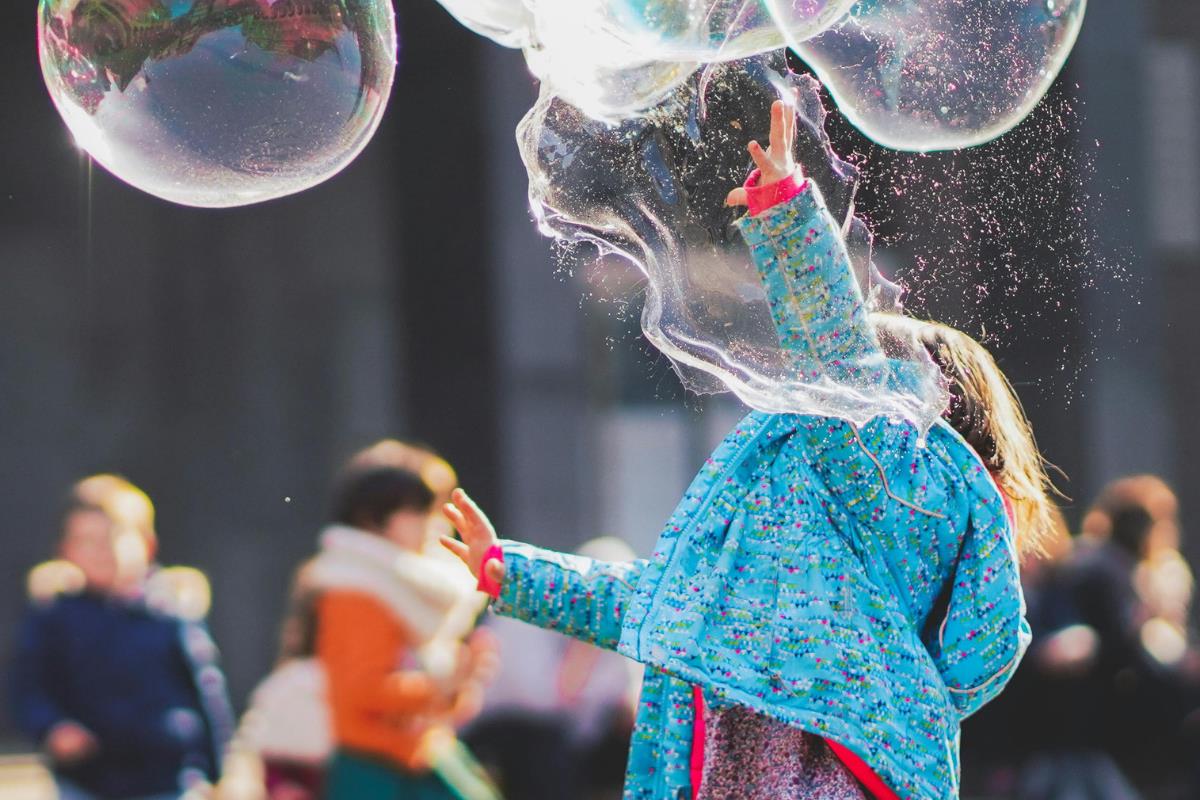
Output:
[312, 443, 500, 800]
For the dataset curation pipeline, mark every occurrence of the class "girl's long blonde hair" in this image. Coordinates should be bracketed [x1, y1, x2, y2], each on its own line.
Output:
[877, 314, 1061, 556]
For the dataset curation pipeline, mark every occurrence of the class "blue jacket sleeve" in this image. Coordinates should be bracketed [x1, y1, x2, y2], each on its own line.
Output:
[492, 541, 646, 653]
[734, 182, 885, 379]
[923, 474, 1031, 719]
[8, 606, 69, 743]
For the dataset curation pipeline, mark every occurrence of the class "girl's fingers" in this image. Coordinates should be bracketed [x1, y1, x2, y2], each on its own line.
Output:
[448, 490, 483, 533]
[725, 187, 748, 207]
[450, 487, 470, 508]
[769, 100, 784, 154]
[783, 100, 795, 151]
[452, 488, 485, 527]
[443, 502, 468, 532]
[459, 489, 487, 520]
[748, 140, 771, 174]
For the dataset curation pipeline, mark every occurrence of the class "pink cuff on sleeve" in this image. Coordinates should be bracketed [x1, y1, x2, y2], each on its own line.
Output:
[478, 545, 504, 599]
[744, 168, 808, 216]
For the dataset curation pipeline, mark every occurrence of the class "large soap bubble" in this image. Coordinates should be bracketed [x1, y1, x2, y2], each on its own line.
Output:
[788, 0, 1087, 150]
[520, 53, 944, 427]
[38, 0, 396, 207]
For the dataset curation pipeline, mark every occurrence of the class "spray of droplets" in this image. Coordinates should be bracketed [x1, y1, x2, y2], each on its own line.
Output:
[823, 78, 1129, 411]
[426, 0, 1091, 424]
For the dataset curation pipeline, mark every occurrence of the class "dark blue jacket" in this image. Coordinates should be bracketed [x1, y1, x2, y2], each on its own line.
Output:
[9, 590, 231, 799]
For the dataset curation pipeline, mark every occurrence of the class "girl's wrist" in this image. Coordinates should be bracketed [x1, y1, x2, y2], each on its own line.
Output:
[478, 544, 504, 599]
[743, 168, 807, 216]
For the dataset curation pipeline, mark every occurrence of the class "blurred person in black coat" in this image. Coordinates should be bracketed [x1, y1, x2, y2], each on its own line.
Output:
[965, 477, 1200, 800]
[9, 476, 232, 800]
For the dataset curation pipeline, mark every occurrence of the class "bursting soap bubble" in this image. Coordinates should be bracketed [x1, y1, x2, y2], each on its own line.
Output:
[789, 0, 1088, 151]
[520, 55, 945, 428]
[38, 0, 396, 207]
[518, 0, 856, 120]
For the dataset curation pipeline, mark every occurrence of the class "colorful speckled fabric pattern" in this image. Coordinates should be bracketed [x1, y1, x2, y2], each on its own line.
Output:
[698, 703, 868, 800]
[734, 181, 935, 420]
[738, 181, 882, 384]
[614, 410, 1025, 799]
[493, 546, 643, 652]
[493, 186, 1029, 800]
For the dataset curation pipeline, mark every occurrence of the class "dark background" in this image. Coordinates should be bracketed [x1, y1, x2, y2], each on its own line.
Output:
[2, 0, 1199, 753]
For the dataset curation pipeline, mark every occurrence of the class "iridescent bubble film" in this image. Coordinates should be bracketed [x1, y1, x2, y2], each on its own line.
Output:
[520, 57, 945, 428]
[39, 0, 396, 207]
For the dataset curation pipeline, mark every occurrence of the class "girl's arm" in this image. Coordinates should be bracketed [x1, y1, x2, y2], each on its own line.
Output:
[727, 100, 884, 379]
[922, 481, 1031, 719]
[441, 490, 644, 653]
[493, 541, 644, 651]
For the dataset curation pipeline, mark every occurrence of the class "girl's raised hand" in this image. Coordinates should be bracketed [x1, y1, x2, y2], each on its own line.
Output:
[725, 97, 800, 208]
[440, 489, 506, 587]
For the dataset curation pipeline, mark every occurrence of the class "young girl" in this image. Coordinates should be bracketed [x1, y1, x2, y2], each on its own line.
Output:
[443, 101, 1054, 800]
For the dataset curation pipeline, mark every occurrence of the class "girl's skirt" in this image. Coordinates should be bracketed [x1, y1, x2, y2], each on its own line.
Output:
[697, 704, 869, 800]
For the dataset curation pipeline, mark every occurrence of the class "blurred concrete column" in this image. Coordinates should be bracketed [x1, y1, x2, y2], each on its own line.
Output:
[481, 47, 594, 550]
[1149, 2, 1200, 561]
[1074, 5, 1173, 498]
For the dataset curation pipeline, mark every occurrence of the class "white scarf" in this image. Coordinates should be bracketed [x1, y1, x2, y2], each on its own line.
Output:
[306, 525, 486, 680]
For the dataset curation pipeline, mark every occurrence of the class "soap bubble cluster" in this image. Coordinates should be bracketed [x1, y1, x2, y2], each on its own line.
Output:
[439, 0, 1085, 148]
[38, 0, 396, 207]
[36, 0, 1088, 423]
[520, 56, 945, 428]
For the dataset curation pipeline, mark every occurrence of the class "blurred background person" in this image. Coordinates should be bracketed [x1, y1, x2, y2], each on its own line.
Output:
[960, 506, 1103, 797]
[8, 475, 232, 800]
[235, 441, 461, 800]
[963, 475, 1200, 799]
[464, 536, 642, 800]
[236, 441, 499, 800]
[1054, 475, 1200, 799]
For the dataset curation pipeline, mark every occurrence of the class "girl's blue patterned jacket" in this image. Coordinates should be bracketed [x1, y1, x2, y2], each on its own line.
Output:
[493, 181, 1030, 800]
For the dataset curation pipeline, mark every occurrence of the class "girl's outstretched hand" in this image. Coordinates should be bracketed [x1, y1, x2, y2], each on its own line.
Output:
[440, 489, 506, 587]
[725, 97, 801, 208]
